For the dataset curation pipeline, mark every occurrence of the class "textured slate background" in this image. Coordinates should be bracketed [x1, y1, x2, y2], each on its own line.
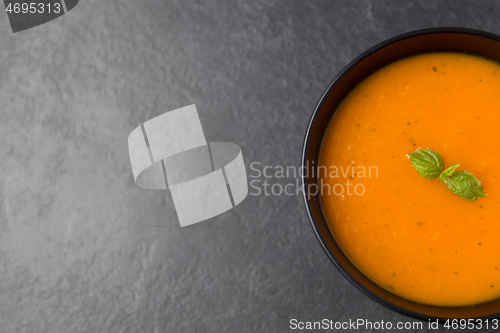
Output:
[1, 0, 500, 332]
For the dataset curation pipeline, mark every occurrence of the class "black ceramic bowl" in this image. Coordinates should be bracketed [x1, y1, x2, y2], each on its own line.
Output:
[302, 27, 500, 321]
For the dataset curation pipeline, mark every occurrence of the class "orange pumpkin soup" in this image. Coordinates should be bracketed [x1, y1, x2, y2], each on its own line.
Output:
[320, 52, 500, 306]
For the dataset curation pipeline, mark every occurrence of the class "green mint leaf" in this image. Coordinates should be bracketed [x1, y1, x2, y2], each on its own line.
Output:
[437, 164, 460, 180]
[408, 148, 487, 201]
[442, 170, 487, 201]
[408, 148, 444, 180]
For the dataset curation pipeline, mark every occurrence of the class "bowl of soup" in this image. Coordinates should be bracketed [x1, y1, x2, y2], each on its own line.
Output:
[302, 28, 500, 320]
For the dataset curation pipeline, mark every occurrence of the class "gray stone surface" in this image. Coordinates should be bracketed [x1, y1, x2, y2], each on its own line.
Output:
[1, 0, 500, 332]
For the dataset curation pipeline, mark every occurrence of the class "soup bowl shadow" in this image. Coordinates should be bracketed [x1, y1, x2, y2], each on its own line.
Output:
[302, 27, 500, 321]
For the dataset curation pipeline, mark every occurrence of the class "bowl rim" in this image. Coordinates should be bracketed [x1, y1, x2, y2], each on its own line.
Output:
[301, 27, 500, 321]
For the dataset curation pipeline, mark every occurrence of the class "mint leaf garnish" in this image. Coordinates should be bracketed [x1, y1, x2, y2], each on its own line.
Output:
[442, 170, 487, 201]
[408, 148, 444, 180]
[408, 148, 486, 201]
[437, 164, 460, 180]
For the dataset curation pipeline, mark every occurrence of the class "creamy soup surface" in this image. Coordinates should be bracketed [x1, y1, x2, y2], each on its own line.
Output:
[320, 52, 500, 306]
